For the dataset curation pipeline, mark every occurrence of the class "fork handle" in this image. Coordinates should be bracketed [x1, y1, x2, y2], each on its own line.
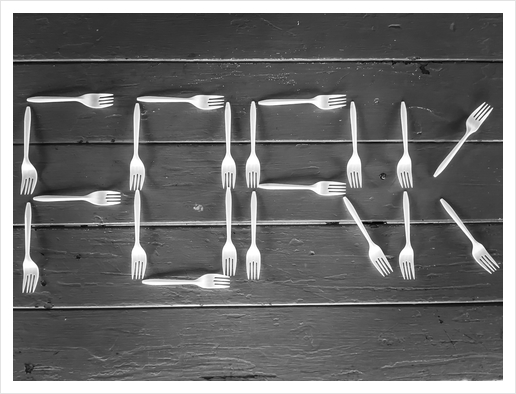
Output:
[34, 195, 86, 203]
[137, 96, 190, 103]
[225, 188, 232, 239]
[258, 99, 312, 106]
[440, 198, 477, 245]
[258, 183, 310, 191]
[433, 133, 469, 177]
[400, 101, 408, 151]
[27, 96, 78, 103]
[134, 190, 141, 244]
[225, 102, 232, 154]
[350, 101, 358, 152]
[402, 191, 411, 245]
[133, 103, 140, 155]
[251, 191, 257, 245]
[24, 203, 32, 259]
[23, 107, 31, 159]
[142, 279, 196, 286]
[343, 197, 374, 245]
[250, 101, 257, 152]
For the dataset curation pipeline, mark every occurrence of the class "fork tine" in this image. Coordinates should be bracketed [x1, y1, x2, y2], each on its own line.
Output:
[30, 177, 37, 194]
[99, 93, 114, 98]
[400, 262, 406, 279]
[478, 107, 493, 124]
[474, 104, 489, 120]
[471, 102, 487, 118]
[372, 259, 385, 277]
[484, 253, 499, 268]
[328, 94, 346, 99]
[480, 255, 497, 272]
[476, 257, 493, 274]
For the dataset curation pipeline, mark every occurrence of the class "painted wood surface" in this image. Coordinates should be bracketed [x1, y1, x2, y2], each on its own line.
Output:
[13, 14, 503, 61]
[14, 62, 502, 143]
[13, 224, 502, 308]
[13, 304, 503, 380]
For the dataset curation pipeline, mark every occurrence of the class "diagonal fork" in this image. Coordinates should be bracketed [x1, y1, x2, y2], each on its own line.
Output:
[129, 103, 145, 190]
[20, 107, 38, 195]
[434, 102, 493, 177]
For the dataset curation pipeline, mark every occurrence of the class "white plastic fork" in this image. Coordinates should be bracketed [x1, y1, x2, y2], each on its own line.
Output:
[22, 203, 39, 293]
[129, 103, 145, 191]
[34, 191, 121, 206]
[222, 188, 237, 276]
[20, 106, 38, 195]
[27, 93, 114, 109]
[399, 191, 415, 280]
[221, 102, 236, 189]
[258, 181, 346, 196]
[137, 95, 224, 110]
[258, 94, 347, 110]
[434, 102, 493, 177]
[440, 198, 500, 274]
[246, 192, 261, 280]
[396, 101, 413, 189]
[142, 274, 230, 289]
[131, 190, 147, 280]
[343, 197, 393, 276]
[245, 101, 261, 188]
[347, 101, 362, 188]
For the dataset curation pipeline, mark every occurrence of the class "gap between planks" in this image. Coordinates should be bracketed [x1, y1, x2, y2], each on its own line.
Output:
[13, 219, 503, 228]
[14, 299, 503, 311]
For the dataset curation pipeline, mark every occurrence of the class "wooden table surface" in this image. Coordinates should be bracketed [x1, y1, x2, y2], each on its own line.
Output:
[13, 14, 503, 381]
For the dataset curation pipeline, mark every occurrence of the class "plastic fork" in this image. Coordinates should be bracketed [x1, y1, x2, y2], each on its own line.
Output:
[258, 181, 346, 196]
[137, 95, 224, 110]
[347, 101, 362, 188]
[396, 101, 413, 189]
[131, 190, 147, 280]
[22, 203, 39, 293]
[258, 94, 347, 110]
[143, 274, 230, 289]
[27, 93, 114, 109]
[440, 198, 500, 274]
[221, 102, 236, 189]
[245, 101, 261, 188]
[20, 107, 38, 195]
[399, 191, 415, 280]
[343, 197, 393, 276]
[222, 188, 237, 276]
[34, 191, 121, 206]
[434, 102, 493, 177]
[129, 103, 145, 191]
[246, 192, 261, 280]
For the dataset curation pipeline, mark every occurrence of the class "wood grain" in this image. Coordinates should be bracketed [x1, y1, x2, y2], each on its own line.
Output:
[14, 62, 502, 143]
[13, 143, 502, 224]
[13, 223, 502, 308]
[13, 14, 503, 61]
[13, 304, 503, 380]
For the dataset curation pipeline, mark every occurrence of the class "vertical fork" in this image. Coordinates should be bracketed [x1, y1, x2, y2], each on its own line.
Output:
[131, 190, 147, 279]
[396, 101, 413, 189]
[399, 191, 415, 279]
[246, 192, 261, 280]
[245, 101, 261, 188]
[222, 188, 237, 276]
[22, 203, 39, 293]
[129, 103, 145, 190]
[20, 107, 38, 195]
[221, 102, 236, 189]
[346, 101, 362, 188]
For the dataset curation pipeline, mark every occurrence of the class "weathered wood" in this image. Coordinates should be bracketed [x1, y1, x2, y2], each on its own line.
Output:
[13, 14, 503, 61]
[13, 224, 502, 308]
[13, 304, 503, 380]
[13, 143, 502, 224]
[13, 62, 503, 143]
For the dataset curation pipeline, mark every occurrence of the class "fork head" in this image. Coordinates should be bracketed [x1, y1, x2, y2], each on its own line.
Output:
[22, 257, 39, 293]
[314, 181, 346, 196]
[130, 157, 146, 190]
[221, 156, 237, 189]
[245, 154, 261, 188]
[472, 242, 499, 274]
[396, 156, 413, 189]
[89, 191, 122, 206]
[131, 243, 147, 280]
[222, 241, 237, 276]
[368, 243, 393, 277]
[466, 102, 493, 134]
[399, 245, 415, 280]
[20, 160, 38, 195]
[315, 94, 347, 110]
[199, 274, 231, 289]
[80, 93, 114, 109]
[246, 245, 261, 280]
[346, 153, 362, 188]
[191, 95, 225, 110]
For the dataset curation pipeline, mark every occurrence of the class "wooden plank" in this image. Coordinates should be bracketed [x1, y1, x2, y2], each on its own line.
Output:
[13, 304, 503, 380]
[13, 143, 502, 224]
[13, 223, 502, 308]
[13, 14, 503, 61]
[13, 62, 503, 143]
